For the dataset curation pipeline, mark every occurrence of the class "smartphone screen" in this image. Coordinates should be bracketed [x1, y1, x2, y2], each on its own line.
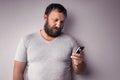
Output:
[75, 46, 84, 54]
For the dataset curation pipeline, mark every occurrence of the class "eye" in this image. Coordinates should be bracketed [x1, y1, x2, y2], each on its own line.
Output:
[61, 21, 64, 24]
[54, 19, 59, 22]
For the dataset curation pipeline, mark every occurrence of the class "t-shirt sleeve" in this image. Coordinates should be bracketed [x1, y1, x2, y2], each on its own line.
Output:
[14, 37, 27, 62]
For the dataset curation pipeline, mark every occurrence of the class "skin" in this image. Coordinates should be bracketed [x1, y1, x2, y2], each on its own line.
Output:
[41, 9, 65, 41]
[13, 9, 86, 80]
[13, 61, 26, 80]
[71, 51, 86, 74]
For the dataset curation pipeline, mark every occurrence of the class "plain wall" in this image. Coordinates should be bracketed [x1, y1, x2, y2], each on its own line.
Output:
[0, 0, 120, 80]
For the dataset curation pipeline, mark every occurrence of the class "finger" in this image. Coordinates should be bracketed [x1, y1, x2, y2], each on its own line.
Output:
[72, 53, 80, 56]
[72, 53, 84, 58]
[72, 51, 84, 56]
[71, 56, 83, 60]
[72, 57, 84, 64]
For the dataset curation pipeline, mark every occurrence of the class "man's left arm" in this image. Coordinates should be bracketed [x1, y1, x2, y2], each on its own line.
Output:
[71, 51, 86, 74]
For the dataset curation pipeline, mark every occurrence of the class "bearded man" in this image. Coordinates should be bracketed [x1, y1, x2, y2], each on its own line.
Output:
[13, 3, 86, 80]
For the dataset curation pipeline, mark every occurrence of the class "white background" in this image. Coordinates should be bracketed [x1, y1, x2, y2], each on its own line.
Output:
[0, 0, 120, 80]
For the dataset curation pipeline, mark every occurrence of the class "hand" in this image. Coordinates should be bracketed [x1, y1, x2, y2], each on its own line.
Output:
[71, 51, 84, 66]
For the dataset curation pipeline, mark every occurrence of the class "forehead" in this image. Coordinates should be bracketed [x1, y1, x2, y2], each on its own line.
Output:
[48, 9, 65, 21]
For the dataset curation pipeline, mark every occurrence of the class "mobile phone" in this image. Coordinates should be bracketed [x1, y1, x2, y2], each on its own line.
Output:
[75, 46, 84, 54]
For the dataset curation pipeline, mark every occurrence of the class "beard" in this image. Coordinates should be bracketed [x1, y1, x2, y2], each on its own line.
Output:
[44, 20, 63, 37]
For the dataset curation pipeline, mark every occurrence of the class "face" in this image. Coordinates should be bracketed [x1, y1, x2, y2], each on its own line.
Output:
[44, 9, 66, 37]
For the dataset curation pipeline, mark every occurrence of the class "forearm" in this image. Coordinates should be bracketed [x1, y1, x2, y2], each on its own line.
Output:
[13, 72, 24, 80]
[72, 61, 86, 74]
[13, 61, 27, 80]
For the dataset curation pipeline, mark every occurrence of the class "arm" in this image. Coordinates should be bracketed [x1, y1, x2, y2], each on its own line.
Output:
[72, 61, 86, 74]
[13, 61, 27, 80]
[71, 52, 86, 74]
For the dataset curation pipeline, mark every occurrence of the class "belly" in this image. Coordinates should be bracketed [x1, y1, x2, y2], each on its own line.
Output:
[26, 60, 72, 80]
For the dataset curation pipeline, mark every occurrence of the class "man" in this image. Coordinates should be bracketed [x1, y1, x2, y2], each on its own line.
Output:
[13, 3, 86, 80]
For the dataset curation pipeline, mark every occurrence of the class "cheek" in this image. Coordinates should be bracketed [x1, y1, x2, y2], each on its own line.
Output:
[49, 21, 56, 27]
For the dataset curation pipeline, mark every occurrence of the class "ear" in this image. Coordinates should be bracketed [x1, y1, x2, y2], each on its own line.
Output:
[44, 15, 47, 22]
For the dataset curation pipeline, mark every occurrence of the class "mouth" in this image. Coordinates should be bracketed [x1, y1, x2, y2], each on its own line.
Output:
[52, 29, 59, 33]
[52, 27, 60, 31]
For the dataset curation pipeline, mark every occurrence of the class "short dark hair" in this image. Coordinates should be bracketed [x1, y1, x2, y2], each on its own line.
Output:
[45, 3, 67, 17]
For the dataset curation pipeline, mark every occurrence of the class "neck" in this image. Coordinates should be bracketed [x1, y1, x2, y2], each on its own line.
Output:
[40, 29, 55, 41]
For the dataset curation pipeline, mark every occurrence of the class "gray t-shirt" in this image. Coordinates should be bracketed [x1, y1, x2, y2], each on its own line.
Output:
[15, 31, 79, 80]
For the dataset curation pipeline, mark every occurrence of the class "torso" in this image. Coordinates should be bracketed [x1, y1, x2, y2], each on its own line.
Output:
[24, 31, 76, 80]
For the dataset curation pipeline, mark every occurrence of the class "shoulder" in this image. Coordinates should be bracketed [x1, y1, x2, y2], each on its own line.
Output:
[59, 33, 77, 44]
[60, 33, 75, 40]
[22, 32, 38, 41]
[20, 32, 38, 47]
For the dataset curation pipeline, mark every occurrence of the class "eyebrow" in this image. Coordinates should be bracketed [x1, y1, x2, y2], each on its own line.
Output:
[52, 18, 65, 22]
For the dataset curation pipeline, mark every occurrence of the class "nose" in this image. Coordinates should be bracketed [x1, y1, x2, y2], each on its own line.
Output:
[56, 21, 61, 28]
